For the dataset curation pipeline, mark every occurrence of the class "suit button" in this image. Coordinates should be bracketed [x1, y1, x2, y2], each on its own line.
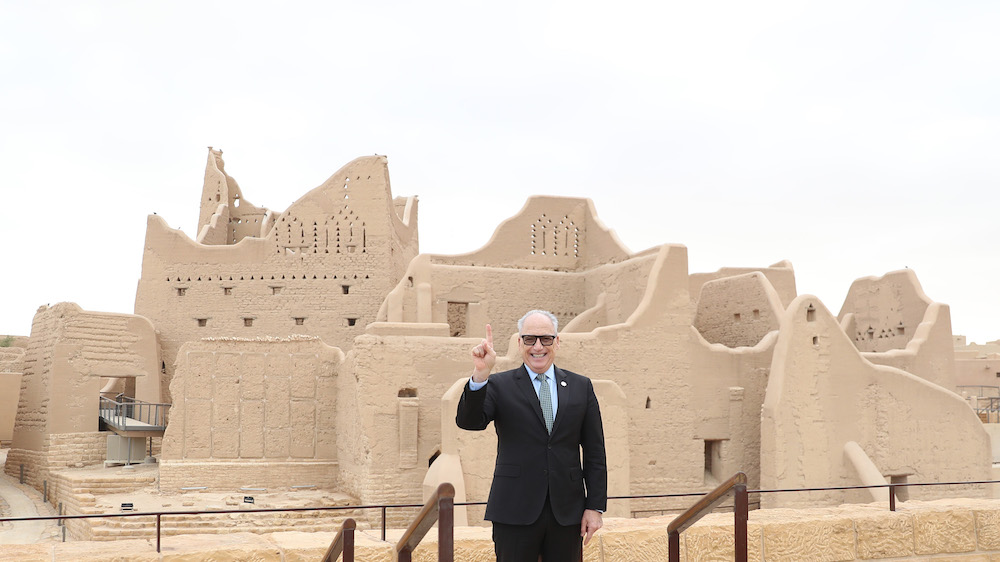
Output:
[548, 445, 552, 450]
[543, 469, 548, 475]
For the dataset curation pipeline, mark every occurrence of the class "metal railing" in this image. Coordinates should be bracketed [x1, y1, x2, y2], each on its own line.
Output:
[98, 395, 170, 432]
[972, 397, 1000, 423]
[3, 476, 1000, 557]
[395, 482, 455, 562]
[320, 518, 356, 562]
[667, 472, 748, 562]
[957, 385, 1000, 398]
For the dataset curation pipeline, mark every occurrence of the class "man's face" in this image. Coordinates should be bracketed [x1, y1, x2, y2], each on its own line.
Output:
[519, 313, 559, 374]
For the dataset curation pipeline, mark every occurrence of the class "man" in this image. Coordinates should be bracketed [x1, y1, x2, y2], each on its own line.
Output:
[456, 309, 607, 561]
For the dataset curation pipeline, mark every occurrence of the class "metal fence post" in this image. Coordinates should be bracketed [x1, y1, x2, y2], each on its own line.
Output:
[668, 530, 680, 562]
[735, 483, 748, 562]
[439, 493, 454, 562]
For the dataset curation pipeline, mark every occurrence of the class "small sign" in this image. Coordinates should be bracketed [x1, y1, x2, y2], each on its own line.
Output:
[244, 496, 255, 504]
[121, 503, 134, 512]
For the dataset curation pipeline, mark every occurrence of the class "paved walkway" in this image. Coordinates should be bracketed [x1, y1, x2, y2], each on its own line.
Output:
[0, 449, 55, 544]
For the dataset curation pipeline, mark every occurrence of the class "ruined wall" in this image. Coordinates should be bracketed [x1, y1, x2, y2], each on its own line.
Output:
[0, 346, 25, 443]
[856, 303, 958, 391]
[3, 305, 158, 484]
[693, 272, 783, 348]
[135, 154, 418, 405]
[197, 148, 269, 245]
[839, 270, 957, 390]
[688, 333, 777, 491]
[334, 332, 499, 527]
[4, 303, 160, 491]
[159, 337, 343, 492]
[367, 242, 830, 519]
[689, 260, 797, 307]
[838, 269, 931, 353]
[379, 255, 586, 355]
[568, 250, 658, 333]
[380, 251, 659, 358]
[429, 196, 631, 272]
[761, 296, 991, 508]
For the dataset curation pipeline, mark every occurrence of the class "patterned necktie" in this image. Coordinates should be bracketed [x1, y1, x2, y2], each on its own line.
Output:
[536, 373, 554, 433]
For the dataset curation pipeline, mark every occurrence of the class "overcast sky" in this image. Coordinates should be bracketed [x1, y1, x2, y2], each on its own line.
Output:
[1, 1, 997, 343]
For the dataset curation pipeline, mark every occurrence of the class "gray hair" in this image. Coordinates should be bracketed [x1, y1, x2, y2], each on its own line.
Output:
[517, 310, 559, 334]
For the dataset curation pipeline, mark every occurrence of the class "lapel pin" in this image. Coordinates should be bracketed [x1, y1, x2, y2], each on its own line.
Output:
[560, 381, 567, 387]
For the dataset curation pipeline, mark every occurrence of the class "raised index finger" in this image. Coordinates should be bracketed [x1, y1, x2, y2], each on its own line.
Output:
[485, 324, 493, 347]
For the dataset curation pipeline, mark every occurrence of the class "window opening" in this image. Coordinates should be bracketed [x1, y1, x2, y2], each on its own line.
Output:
[447, 302, 469, 337]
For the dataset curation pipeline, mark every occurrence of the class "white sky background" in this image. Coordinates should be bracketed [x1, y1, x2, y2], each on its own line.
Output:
[1, 1, 997, 342]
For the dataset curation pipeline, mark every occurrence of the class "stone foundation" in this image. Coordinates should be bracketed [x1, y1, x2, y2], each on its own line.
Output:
[157, 460, 339, 493]
[3, 432, 107, 497]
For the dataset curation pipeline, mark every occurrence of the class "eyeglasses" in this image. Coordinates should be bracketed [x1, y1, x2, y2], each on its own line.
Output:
[520, 334, 556, 346]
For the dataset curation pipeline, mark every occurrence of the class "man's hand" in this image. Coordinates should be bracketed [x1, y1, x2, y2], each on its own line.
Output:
[471, 324, 496, 382]
[581, 509, 603, 545]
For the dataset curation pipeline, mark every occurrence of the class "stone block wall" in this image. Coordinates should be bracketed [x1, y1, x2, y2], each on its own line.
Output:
[160, 337, 343, 491]
[158, 460, 339, 492]
[48, 468, 158, 541]
[4, 432, 106, 494]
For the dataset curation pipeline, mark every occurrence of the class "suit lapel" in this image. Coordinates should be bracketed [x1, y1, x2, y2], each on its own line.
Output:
[552, 366, 569, 435]
[515, 365, 547, 431]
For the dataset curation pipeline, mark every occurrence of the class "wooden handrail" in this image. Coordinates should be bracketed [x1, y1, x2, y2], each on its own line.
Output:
[320, 518, 356, 562]
[394, 482, 455, 562]
[667, 472, 748, 562]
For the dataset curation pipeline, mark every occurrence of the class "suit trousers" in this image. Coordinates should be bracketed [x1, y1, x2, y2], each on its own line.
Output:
[491, 495, 582, 562]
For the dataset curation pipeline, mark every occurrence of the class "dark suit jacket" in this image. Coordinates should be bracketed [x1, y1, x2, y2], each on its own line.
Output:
[456, 364, 608, 526]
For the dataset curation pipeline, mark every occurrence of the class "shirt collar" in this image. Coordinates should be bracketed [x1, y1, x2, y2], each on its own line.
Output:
[528, 364, 556, 380]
